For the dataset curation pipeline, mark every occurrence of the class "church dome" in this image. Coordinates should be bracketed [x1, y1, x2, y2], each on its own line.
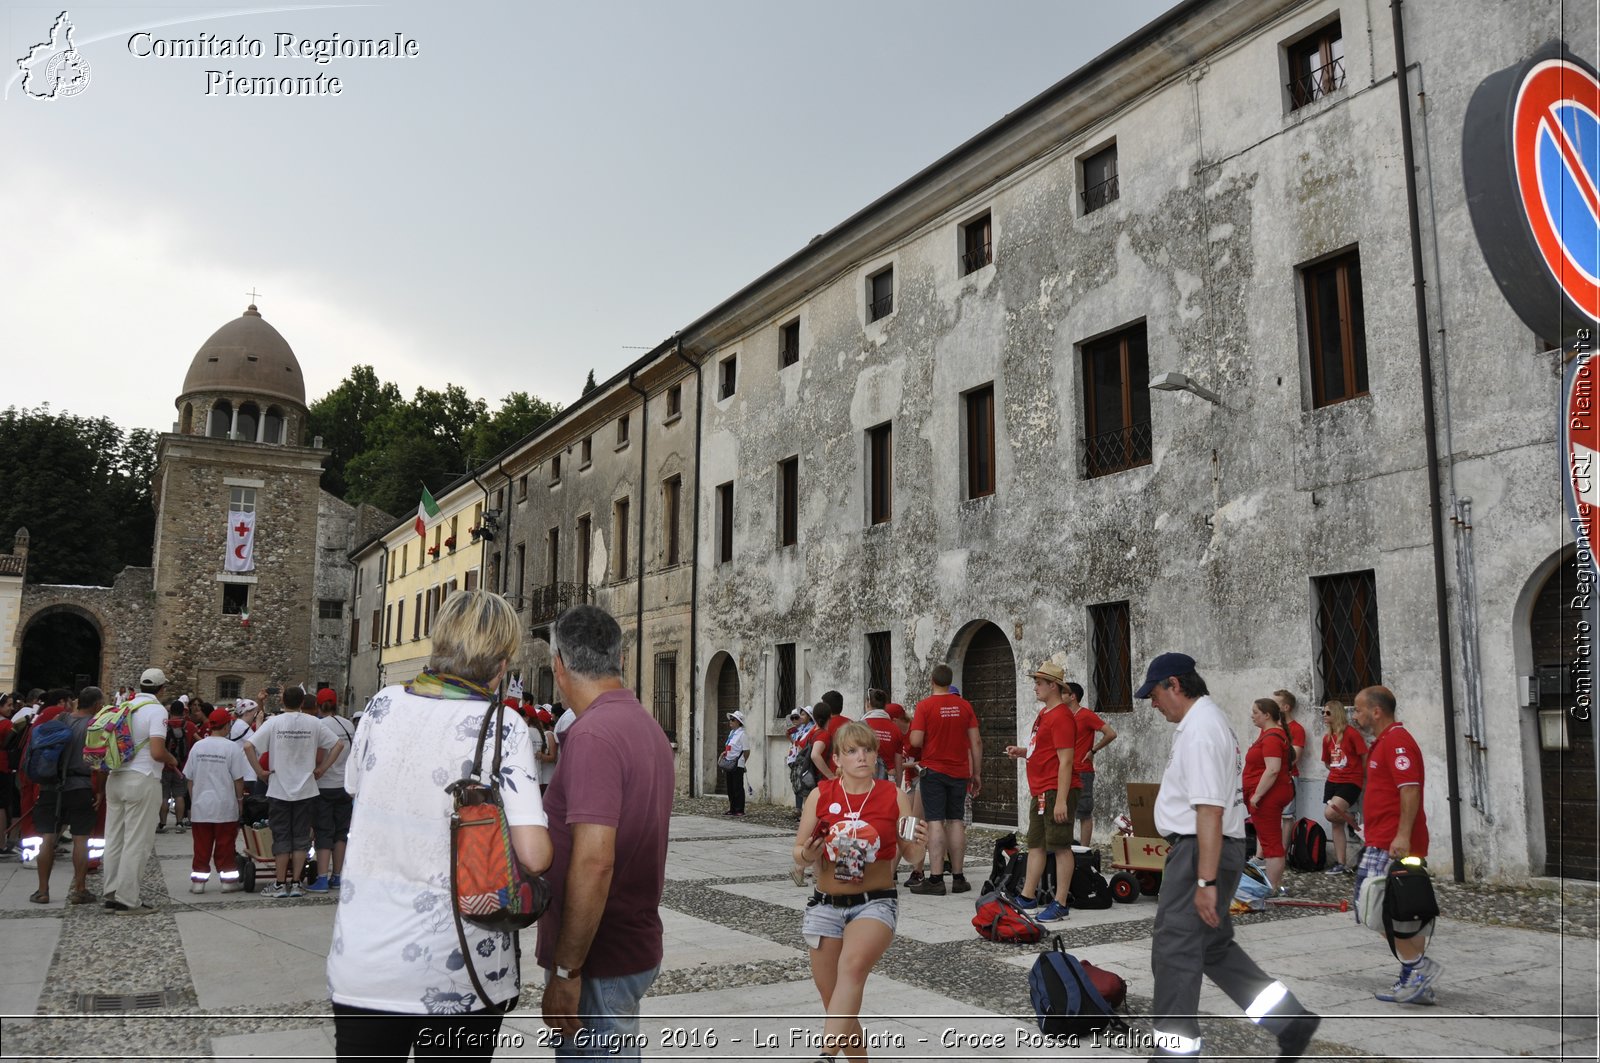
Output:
[180, 305, 306, 406]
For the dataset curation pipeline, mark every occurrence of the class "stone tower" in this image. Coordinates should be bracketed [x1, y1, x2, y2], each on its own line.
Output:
[149, 304, 329, 699]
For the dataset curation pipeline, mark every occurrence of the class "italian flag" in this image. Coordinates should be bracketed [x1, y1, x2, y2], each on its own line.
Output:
[415, 486, 441, 537]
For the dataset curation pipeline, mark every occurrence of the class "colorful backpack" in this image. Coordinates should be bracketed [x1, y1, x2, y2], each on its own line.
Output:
[82, 694, 156, 772]
[972, 889, 1044, 944]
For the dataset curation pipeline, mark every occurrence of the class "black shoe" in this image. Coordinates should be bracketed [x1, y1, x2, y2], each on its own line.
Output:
[908, 875, 946, 895]
[950, 874, 972, 894]
[905, 870, 924, 886]
[1275, 1012, 1320, 1062]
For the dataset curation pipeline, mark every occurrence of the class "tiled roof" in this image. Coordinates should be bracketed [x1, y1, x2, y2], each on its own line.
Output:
[0, 555, 24, 576]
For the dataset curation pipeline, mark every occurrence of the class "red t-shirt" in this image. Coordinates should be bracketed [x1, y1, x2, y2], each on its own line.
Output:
[863, 714, 903, 772]
[1286, 719, 1306, 776]
[812, 714, 851, 772]
[813, 777, 899, 866]
[1363, 722, 1428, 856]
[1244, 727, 1295, 805]
[910, 694, 978, 779]
[1321, 727, 1367, 785]
[1025, 703, 1078, 796]
[1072, 706, 1106, 774]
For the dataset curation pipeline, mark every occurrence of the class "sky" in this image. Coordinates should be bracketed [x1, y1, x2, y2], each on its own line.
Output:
[2, 0, 1177, 435]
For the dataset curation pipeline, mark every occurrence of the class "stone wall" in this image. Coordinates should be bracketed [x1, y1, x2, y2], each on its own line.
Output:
[18, 567, 155, 693]
[311, 490, 358, 690]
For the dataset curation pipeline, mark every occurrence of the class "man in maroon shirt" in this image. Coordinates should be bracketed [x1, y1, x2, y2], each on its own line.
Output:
[538, 605, 674, 1060]
[908, 664, 982, 895]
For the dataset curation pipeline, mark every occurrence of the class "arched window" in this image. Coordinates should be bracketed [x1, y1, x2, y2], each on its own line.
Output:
[237, 402, 260, 442]
[263, 406, 285, 445]
[208, 400, 233, 438]
[181, 403, 194, 434]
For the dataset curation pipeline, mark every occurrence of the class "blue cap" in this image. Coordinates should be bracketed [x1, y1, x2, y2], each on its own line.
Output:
[1134, 653, 1197, 699]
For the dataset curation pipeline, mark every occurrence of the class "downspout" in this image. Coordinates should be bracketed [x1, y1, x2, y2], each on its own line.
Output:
[469, 472, 492, 586]
[627, 371, 649, 696]
[674, 339, 703, 793]
[376, 544, 391, 693]
[1392, 0, 1466, 882]
[496, 459, 514, 599]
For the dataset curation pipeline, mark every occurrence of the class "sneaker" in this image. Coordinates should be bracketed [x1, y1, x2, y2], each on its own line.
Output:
[329, 874, 342, 890]
[306, 875, 330, 893]
[1274, 1011, 1320, 1061]
[908, 875, 947, 896]
[289, 882, 305, 898]
[950, 874, 972, 894]
[1036, 901, 1070, 921]
[220, 882, 244, 893]
[155, 825, 167, 834]
[1376, 958, 1442, 1004]
[1324, 863, 1348, 875]
[1011, 894, 1039, 910]
[174, 825, 186, 835]
[265, 883, 289, 899]
[189, 882, 206, 894]
[905, 870, 925, 886]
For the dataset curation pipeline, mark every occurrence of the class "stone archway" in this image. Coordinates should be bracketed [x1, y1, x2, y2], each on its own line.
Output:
[705, 652, 739, 796]
[17, 604, 104, 692]
[950, 620, 1019, 826]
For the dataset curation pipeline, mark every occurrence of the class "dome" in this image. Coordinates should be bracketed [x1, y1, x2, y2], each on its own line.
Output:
[179, 305, 306, 406]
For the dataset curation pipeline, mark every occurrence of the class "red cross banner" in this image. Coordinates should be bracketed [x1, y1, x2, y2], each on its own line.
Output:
[225, 511, 256, 573]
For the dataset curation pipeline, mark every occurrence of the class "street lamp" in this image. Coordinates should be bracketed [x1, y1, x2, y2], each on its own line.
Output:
[1148, 371, 1221, 405]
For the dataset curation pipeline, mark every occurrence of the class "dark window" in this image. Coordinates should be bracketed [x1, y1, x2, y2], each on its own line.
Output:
[776, 643, 797, 718]
[617, 415, 630, 446]
[1090, 601, 1133, 713]
[1082, 323, 1152, 477]
[222, 583, 250, 615]
[318, 598, 343, 620]
[396, 600, 405, 640]
[961, 213, 993, 274]
[370, 608, 380, 648]
[778, 457, 799, 548]
[551, 454, 562, 483]
[868, 422, 893, 524]
[413, 593, 422, 640]
[424, 587, 434, 637]
[716, 482, 734, 564]
[464, 571, 477, 592]
[613, 498, 630, 580]
[964, 385, 996, 499]
[720, 355, 738, 400]
[546, 526, 559, 586]
[581, 438, 592, 467]
[780, 319, 800, 368]
[537, 667, 555, 703]
[1288, 21, 1346, 109]
[866, 631, 891, 698]
[652, 654, 677, 737]
[514, 542, 526, 605]
[868, 267, 894, 322]
[1304, 250, 1369, 407]
[217, 676, 243, 701]
[518, 474, 528, 502]
[666, 384, 682, 419]
[351, 615, 360, 652]
[1315, 570, 1383, 704]
[384, 604, 392, 646]
[577, 515, 591, 583]
[663, 476, 682, 566]
[1082, 144, 1119, 214]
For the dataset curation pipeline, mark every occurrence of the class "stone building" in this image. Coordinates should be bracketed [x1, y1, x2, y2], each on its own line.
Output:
[5, 304, 390, 707]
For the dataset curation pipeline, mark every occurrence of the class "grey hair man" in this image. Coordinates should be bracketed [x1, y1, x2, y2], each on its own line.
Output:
[538, 604, 673, 1061]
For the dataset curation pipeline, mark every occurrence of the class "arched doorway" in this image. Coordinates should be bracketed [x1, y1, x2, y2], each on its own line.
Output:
[18, 607, 102, 692]
[956, 621, 1018, 825]
[1528, 555, 1598, 880]
[707, 653, 739, 796]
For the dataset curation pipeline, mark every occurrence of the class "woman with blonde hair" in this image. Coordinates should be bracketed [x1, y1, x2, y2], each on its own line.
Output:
[327, 590, 551, 1062]
[793, 721, 928, 1062]
[1319, 699, 1367, 874]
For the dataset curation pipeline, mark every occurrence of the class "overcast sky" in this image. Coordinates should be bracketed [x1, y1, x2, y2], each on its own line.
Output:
[2, 0, 1175, 435]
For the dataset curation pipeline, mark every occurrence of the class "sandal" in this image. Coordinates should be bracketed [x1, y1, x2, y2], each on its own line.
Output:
[28, 890, 49, 904]
[68, 889, 96, 905]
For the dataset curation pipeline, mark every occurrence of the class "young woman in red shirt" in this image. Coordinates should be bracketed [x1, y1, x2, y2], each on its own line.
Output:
[792, 722, 928, 1062]
[1319, 699, 1367, 873]
[1244, 697, 1296, 895]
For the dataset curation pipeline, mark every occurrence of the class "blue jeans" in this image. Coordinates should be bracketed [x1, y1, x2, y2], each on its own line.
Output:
[553, 965, 660, 1060]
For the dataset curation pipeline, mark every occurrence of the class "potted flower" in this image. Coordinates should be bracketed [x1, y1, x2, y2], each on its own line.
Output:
[444, 536, 456, 552]
[428, 546, 440, 558]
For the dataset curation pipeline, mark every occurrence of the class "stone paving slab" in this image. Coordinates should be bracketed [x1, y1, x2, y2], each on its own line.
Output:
[666, 836, 797, 881]
[212, 1023, 337, 1063]
[659, 906, 801, 971]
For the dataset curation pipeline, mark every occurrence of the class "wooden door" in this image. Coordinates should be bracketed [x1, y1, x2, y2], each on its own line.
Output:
[962, 623, 1018, 825]
[1531, 558, 1599, 880]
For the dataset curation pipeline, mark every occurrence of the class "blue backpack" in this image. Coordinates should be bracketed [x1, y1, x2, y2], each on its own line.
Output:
[1028, 935, 1127, 1038]
[23, 717, 75, 784]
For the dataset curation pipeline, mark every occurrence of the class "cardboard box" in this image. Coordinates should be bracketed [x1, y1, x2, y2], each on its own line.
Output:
[1111, 782, 1169, 871]
[1126, 782, 1161, 837]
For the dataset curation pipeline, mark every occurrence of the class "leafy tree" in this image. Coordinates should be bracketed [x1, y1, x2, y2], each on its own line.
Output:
[582, 369, 597, 395]
[465, 391, 562, 467]
[306, 365, 401, 497]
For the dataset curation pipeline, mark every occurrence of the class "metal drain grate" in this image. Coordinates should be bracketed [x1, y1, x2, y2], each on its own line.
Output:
[76, 989, 181, 1013]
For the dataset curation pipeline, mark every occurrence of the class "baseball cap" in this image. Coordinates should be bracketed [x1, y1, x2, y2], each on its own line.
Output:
[177, 694, 189, 705]
[232, 698, 258, 716]
[207, 708, 232, 729]
[1134, 652, 1198, 699]
[140, 667, 168, 687]
[316, 689, 338, 707]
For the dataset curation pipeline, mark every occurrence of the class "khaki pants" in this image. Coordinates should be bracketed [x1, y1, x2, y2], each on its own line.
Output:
[104, 771, 161, 906]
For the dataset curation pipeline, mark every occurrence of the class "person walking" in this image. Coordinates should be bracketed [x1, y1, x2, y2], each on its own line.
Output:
[1243, 698, 1295, 896]
[1319, 700, 1366, 874]
[184, 708, 250, 893]
[102, 668, 178, 913]
[907, 665, 981, 896]
[1003, 661, 1077, 922]
[1137, 653, 1319, 1060]
[720, 710, 749, 816]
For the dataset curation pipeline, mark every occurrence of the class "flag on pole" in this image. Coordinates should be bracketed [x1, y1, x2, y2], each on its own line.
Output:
[225, 511, 256, 573]
[415, 486, 441, 537]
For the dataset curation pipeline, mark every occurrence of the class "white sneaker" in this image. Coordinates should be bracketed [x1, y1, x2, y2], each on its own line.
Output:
[265, 883, 289, 899]
[288, 882, 304, 898]
[220, 882, 244, 893]
[189, 882, 206, 894]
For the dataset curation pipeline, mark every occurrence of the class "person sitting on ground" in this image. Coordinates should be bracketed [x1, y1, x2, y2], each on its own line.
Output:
[793, 722, 927, 1063]
[184, 708, 249, 893]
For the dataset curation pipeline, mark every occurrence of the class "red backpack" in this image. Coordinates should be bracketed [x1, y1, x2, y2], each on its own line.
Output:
[972, 890, 1044, 944]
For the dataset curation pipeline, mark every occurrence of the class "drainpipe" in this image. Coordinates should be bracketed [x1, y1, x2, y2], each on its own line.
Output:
[1392, 0, 1465, 882]
[627, 370, 649, 696]
[674, 339, 703, 793]
[469, 472, 492, 587]
[496, 459, 515, 600]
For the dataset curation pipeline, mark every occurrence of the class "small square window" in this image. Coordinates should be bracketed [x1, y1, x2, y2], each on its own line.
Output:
[222, 583, 250, 615]
[961, 213, 992, 274]
[1288, 21, 1345, 110]
[666, 384, 683, 419]
[868, 267, 894, 322]
[1082, 144, 1119, 214]
[318, 598, 343, 620]
[719, 355, 738, 400]
[779, 319, 800, 368]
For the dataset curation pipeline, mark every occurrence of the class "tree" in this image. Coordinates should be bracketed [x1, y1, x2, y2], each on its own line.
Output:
[465, 391, 562, 467]
[582, 369, 597, 395]
[306, 365, 402, 497]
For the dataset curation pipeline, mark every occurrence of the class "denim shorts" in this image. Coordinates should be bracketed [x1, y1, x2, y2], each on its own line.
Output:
[801, 895, 898, 949]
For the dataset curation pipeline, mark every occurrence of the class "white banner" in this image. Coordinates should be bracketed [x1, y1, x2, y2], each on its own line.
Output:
[508, 676, 524, 701]
[225, 511, 256, 573]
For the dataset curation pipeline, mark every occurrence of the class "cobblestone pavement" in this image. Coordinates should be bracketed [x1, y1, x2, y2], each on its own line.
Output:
[0, 799, 1594, 1062]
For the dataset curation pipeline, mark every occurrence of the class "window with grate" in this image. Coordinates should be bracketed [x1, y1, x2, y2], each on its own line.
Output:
[1314, 570, 1383, 704]
[961, 212, 993, 274]
[318, 599, 343, 620]
[1288, 21, 1345, 109]
[775, 643, 797, 717]
[663, 476, 682, 566]
[1304, 250, 1369, 408]
[217, 675, 242, 701]
[778, 457, 798, 548]
[1089, 600, 1133, 712]
[1082, 323, 1152, 478]
[720, 355, 738, 400]
[716, 482, 734, 564]
[866, 631, 891, 698]
[868, 267, 894, 322]
[964, 385, 996, 499]
[1081, 144, 1119, 214]
[780, 319, 800, 368]
[222, 583, 250, 616]
[653, 654, 678, 736]
[868, 422, 893, 524]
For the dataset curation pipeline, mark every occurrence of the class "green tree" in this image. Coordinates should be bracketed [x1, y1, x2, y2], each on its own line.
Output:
[582, 369, 597, 395]
[306, 365, 402, 497]
[342, 384, 487, 516]
[465, 391, 562, 467]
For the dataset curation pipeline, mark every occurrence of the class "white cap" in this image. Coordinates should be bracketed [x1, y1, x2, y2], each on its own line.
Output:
[232, 698, 258, 716]
[140, 667, 168, 688]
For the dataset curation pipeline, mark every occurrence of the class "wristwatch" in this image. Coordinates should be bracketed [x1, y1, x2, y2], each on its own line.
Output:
[1197, 877, 1217, 888]
[553, 965, 581, 980]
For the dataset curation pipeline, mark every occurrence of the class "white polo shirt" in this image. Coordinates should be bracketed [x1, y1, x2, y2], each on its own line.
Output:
[1153, 694, 1247, 839]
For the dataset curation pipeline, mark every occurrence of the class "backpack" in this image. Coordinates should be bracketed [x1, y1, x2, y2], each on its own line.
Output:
[1069, 861, 1114, 910]
[82, 694, 156, 772]
[1288, 818, 1328, 871]
[164, 720, 189, 773]
[1382, 857, 1440, 957]
[22, 717, 75, 784]
[972, 890, 1044, 944]
[1028, 935, 1129, 1037]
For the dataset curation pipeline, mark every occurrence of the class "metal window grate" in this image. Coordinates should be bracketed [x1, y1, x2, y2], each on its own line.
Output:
[652, 654, 677, 736]
[1315, 571, 1382, 704]
[866, 631, 891, 699]
[775, 643, 797, 717]
[868, 294, 894, 321]
[1090, 601, 1133, 713]
[1081, 173, 1120, 213]
[1083, 422, 1153, 478]
[961, 241, 992, 274]
[1289, 55, 1346, 109]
